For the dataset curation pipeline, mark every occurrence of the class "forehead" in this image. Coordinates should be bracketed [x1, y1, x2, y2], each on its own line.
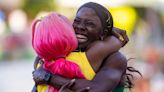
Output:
[76, 7, 99, 21]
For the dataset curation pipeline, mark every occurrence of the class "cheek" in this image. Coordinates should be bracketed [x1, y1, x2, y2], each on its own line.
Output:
[87, 27, 101, 36]
[87, 31, 100, 40]
[72, 23, 76, 29]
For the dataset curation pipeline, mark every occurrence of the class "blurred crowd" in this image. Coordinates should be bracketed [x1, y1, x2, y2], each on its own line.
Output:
[0, 0, 164, 92]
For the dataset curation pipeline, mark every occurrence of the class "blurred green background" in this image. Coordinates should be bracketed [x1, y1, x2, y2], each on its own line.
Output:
[0, 0, 164, 92]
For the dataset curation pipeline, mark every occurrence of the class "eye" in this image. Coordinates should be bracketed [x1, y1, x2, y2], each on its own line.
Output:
[74, 19, 80, 24]
[85, 22, 95, 27]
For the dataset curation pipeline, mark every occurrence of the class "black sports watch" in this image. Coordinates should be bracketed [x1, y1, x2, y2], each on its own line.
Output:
[43, 72, 52, 84]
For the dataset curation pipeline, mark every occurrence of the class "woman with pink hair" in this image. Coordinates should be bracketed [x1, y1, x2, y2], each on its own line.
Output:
[32, 12, 88, 92]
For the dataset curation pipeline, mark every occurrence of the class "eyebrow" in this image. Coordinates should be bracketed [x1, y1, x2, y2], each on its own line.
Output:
[75, 16, 96, 22]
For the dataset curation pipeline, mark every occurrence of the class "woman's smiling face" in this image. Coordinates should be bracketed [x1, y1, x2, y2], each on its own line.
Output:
[73, 7, 102, 49]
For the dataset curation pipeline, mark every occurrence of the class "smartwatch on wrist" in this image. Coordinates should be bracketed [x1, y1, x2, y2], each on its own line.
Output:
[43, 72, 52, 84]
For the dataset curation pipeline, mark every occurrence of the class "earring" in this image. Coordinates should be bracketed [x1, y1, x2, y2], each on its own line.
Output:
[100, 36, 104, 40]
[104, 29, 108, 33]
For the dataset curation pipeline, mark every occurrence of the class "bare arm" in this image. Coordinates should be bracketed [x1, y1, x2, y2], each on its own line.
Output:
[91, 52, 127, 91]
[85, 28, 128, 71]
[87, 36, 122, 57]
[87, 27, 128, 62]
[86, 27, 129, 63]
[86, 36, 122, 71]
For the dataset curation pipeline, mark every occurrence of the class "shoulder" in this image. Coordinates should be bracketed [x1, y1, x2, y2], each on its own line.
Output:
[103, 52, 127, 72]
[107, 52, 127, 62]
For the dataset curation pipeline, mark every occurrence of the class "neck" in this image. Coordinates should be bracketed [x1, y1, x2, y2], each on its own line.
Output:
[75, 47, 86, 52]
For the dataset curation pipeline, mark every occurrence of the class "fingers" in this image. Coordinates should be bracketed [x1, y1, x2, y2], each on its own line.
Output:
[112, 28, 124, 43]
[59, 79, 90, 92]
[67, 79, 76, 88]
[58, 79, 76, 92]
[76, 87, 90, 92]
[112, 27, 129, 47]
[32, 69, 45, 84]
[112, 27, 120, 38]
[121, 30, 129, 47]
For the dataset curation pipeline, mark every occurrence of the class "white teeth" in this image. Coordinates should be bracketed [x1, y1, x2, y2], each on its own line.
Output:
[77, 39, 87, 43]
[76, 34, 87, 39]
[76, 34, 88, 43]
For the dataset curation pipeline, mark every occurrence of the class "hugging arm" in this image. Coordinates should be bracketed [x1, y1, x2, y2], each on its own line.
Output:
[90, 52, 127, 91]
[85, 35, 123, 71]
[86, 27, 128, 65]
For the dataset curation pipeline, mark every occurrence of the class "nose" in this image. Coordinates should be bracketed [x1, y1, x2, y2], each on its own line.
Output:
[77, 22, 85, 29]
[73, 22, 86, 31]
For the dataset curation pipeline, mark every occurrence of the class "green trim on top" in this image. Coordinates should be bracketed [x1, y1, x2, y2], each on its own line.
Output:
[112, 87, 124, 92]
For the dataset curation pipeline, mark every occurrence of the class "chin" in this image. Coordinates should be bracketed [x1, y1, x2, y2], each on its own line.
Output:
[78, 42, 88, 50]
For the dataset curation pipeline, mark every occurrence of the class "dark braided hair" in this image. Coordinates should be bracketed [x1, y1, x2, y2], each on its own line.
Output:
[124, 58, 142, 89]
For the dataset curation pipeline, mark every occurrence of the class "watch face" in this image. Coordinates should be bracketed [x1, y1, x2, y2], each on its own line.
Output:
[44, 72, 51, 83]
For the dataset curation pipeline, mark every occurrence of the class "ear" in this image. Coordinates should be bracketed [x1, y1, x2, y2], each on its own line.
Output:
[104, 29, 108, 34]
[102, 29, 109, 38]
[99, 29, 108, 40]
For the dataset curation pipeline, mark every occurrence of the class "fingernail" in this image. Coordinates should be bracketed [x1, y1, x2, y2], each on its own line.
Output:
[86, 87, 90, 90]
[71, 79, 76, 82]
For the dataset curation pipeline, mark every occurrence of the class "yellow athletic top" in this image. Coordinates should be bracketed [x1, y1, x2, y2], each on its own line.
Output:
[37, 52, 96, 92]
